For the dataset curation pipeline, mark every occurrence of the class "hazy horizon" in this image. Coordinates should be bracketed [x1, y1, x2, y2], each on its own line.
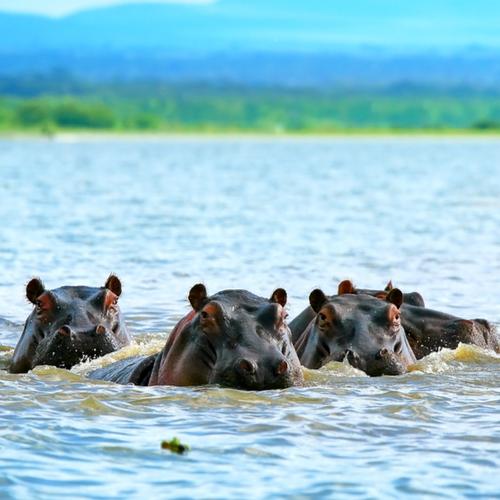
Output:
[1, 0, 500, 48]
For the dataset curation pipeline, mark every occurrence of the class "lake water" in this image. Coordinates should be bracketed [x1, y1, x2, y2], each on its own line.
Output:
[0, 136, 499, 498]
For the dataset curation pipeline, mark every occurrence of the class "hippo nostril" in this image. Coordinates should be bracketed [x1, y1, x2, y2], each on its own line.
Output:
[375, 348, 390, 360]
[238, 359, 257, 375]
[276, 359, 288, 376]
[394, 341, 402, 354]
[96, 325, 107, 335]
[58, 325, 71, 337]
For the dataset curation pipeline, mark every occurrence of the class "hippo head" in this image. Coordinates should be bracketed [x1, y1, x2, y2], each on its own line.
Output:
[9, 275, 130, 373]
[295, 284, 416, 376]
[159, 284, 303, 390]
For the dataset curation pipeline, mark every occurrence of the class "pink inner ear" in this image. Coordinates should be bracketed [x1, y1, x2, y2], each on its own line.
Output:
[199, 303, 221, 335]
[104, 290, 118, 310]
[36, 292, 55, 311]
[275, 304, 286, 326]
[201, 303, 220, 317]
[387, 305, 400, 322]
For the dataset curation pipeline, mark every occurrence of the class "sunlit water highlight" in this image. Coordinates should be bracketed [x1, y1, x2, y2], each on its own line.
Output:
[0, 137, 499, 498]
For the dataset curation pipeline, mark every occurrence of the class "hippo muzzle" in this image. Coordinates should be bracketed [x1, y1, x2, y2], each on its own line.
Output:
[10, 275, 131, 373]
[215, 353, 298, 390]
[344, 348, 409, 376]
[32, 324, 120, 369]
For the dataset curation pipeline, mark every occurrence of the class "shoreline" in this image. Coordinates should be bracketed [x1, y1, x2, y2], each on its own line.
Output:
[1, 129, 500, 142]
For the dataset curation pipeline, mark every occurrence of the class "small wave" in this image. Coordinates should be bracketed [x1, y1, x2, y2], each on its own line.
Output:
[72, 335, 165, 376]
[0, 317, 19, 328]
[0, 344, 13, 370]
[0, 334, 166, 377]
[303, 357, 367, 386]
[31, 365, 85, 382]
[409, 343, 500, 374]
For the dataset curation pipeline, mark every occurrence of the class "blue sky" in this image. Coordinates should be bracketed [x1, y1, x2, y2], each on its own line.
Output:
[1, 0, 500, 47]
[0, 0, 212, 16]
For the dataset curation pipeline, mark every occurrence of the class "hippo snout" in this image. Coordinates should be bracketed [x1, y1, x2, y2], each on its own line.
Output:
[237, 358, 258, 376]
[57, 324, 111, 338]
[230, 355, 294, 390]
[343, 348, 408, 376]
[372, 348, 407, 376]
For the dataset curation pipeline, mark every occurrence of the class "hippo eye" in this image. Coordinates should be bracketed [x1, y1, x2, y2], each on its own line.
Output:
[395, 314, 400, 321]
[200, 310, 209, 320]
[319, 313, 327, 322]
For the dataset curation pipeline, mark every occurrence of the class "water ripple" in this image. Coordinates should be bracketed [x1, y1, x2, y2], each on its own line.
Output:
[0, 138, 499, 498]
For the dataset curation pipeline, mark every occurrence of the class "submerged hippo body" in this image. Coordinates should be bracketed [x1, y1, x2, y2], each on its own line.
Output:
[399, 304, 499, 359]
[355, 280, 425, 308]
[9, 275, 131, 373]
[90, 285, 304, 390]
[292, 285, 416, 376]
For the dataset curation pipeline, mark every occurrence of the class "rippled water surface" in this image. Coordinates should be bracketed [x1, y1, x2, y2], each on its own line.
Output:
[1, 137, 499, 498]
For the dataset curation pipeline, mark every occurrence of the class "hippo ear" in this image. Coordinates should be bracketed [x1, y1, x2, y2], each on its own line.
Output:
[26, 278, 45, 304]
[189, 283, 207, 311]
[385, 280, 394, 292]
[386, 288, 403, 309]
[270, 288, 287, 307]
[105, 274, 122, 297]
[338, 280, 356, 295]
[309, 289, 328, 313]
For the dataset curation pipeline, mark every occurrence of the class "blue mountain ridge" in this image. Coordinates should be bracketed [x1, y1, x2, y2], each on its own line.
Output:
[1, 2, 500, 87]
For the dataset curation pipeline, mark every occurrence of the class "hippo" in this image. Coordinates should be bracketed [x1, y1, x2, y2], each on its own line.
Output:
[398, 304, 499, 359]
[9, 275, 131, 373]
[290, 280, 424, 344]
[89, 284, 304, 390]
[291, 280, 499, 359]
[292, 285, 416, 376]
[332, 280, 497, 357]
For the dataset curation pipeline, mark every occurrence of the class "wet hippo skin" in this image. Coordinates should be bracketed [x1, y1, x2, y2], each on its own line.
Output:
[9, 275, 131, 373]
[292, 282, 416, 376]
[90, 284, 304, 390]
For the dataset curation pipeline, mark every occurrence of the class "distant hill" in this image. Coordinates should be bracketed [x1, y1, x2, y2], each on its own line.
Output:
[1, 2, 500, 87]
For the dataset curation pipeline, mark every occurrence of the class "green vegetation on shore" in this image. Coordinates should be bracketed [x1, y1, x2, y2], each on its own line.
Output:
[1, 81, 500, 134]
